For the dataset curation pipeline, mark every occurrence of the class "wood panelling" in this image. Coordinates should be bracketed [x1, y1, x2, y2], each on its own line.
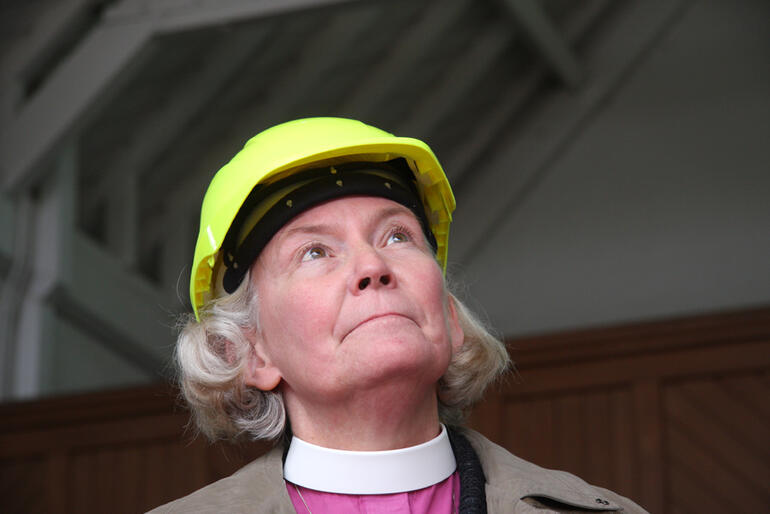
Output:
[496, 385, 644, 501]
[2, 307, 769, 513]
[663, 371, 770, 513]
[468, 306, 770, 513]
[0, 387, 269, 513]
[0, 456, 48, 513]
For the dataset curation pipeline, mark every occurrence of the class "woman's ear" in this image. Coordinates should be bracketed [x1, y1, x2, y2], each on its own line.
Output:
[447, 294, 465, 352]
[243, 334, 282, 391]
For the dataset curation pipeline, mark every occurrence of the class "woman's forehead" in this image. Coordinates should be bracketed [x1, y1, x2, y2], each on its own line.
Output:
[279, 195, 417, 233]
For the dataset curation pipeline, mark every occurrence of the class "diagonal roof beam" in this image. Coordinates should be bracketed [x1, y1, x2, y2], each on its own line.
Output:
[0, 0, 102, 86]
[500, 0, 582, 87]
[1, 17, 153, 193]
[0, 0, 104, 128]
[107, 0, 362, 34]
[0, 0, 362, 193]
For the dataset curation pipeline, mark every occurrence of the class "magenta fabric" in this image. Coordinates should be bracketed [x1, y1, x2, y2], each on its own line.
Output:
[286, 470, 460, 513]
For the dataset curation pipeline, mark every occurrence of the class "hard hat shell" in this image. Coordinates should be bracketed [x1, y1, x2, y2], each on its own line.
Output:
[190, 117, 455, 319]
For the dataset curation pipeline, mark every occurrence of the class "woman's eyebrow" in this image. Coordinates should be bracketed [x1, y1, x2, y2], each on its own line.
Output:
[278, 204, 417, 246]
[375, 205, 414, 221]
[272, 225, 339, 258]
[283, 224, 337, 238]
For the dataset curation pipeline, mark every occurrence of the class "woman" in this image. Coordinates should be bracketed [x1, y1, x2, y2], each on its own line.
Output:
[150, 118, 647, 513]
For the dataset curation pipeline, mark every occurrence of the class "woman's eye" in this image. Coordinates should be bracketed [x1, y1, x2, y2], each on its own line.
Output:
[387, 231, 410, 245]
[301, 246, 328, 261]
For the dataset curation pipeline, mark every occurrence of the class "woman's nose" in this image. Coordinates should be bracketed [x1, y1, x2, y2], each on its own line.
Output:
[349, 245, 395, 294]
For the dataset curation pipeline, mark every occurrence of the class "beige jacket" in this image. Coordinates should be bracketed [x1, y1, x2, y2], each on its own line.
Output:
[148, 429, 648, 513]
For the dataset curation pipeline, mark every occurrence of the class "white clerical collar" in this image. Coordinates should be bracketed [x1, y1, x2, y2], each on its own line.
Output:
[283, 424, 456, 494]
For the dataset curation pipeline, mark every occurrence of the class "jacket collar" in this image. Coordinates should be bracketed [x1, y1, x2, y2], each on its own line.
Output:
[460, 428, 623, 512]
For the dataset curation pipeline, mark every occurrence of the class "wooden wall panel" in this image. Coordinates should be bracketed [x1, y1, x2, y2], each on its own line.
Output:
[496, 385, 643, 502]
[0, 387, 270, 513]
[663, 371, 770, 513]
[468, 306, 770, 513]
[0, 456, 48, 514]
[66, 439, 208, 514]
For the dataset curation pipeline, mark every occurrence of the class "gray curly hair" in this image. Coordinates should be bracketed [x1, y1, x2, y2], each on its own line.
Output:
[176, 271, 510, 441]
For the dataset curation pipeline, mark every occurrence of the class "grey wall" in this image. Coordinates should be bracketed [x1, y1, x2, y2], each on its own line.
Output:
[463, 0, 770, 336]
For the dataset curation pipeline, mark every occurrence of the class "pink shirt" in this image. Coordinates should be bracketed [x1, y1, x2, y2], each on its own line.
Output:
[286, 471, 460, 514]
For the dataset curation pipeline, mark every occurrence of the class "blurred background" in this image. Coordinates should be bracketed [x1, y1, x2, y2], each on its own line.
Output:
[1, 0, 768, 512]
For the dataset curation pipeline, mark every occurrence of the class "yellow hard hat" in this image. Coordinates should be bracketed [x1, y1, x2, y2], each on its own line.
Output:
[190, 117, 455, 319]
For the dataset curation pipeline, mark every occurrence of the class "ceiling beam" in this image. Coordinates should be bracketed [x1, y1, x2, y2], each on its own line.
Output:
[0, 0, 106, 134]
[60, 232, 173, 366]
[0, 0, 365, 193]
[500, 0, 582, 87]
[107, 0, 360, 34]
[0, 0, 100, 86]
[0, 16, 152, 192]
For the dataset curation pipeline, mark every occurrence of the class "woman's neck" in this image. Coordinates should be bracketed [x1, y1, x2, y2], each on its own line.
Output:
[284, 386, 441, 450]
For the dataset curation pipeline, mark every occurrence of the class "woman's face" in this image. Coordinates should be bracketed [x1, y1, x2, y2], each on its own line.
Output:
[246, 196, 463, 408]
